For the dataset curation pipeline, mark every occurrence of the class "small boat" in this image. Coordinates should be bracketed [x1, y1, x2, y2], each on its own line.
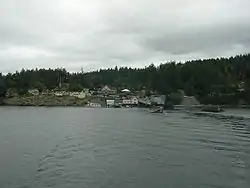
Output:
[150, 106, 164, 113]
[87, 102, 102, 108]
[201, 105, 223, 113]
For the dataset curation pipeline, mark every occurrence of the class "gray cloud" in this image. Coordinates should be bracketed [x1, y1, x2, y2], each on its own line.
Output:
[144, 23, 250, 55]
[0, 0, 250, 73]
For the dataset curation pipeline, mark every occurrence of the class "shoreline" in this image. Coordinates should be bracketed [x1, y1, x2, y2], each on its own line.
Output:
[1, 103, 250, 109]
[1, 96, 89, 107]
[1, 96, 250, 109]
[1, 103, 89, 107]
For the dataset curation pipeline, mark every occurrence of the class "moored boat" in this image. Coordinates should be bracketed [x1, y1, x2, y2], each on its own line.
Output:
[201, 105, 224, 113]
[150, 106, 164, 113]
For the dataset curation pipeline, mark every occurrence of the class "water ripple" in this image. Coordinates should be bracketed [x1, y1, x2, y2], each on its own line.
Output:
[0, 108, 249, 188]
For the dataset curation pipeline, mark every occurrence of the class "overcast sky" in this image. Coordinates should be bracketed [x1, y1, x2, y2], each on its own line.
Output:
[1, 0, 250, 73]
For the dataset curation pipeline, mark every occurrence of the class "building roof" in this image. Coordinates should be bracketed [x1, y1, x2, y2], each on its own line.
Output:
[121, 89, 131, 92]
[102, 85, 111, 91]
[106, 99, 115, 102]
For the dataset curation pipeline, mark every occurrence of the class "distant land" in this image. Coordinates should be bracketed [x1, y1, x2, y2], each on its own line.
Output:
[0, 54, 250, 106]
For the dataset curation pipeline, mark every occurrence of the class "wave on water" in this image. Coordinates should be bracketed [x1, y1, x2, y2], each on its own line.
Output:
[190, 111, 250, 123]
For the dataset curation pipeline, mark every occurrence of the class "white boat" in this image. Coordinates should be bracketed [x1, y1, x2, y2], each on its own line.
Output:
[87, 102, 102, 108]
[201, 105, 224, 113]
[150, 106, 164, 113]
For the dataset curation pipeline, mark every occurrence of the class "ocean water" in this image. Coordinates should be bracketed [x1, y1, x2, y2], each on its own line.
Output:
[0, 107, 249, 188]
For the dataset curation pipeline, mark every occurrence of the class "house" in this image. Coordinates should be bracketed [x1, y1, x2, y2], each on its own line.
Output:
[41, 90, 51, 96]
[122, 97, 138, 105]
[28, 89, 39, 96]
[54, 92, 63, 97]
[102, 85, 111, 92]
[122, 99, 132, 105]
[106, 99, 115, 107]
[83, 88, 92, 97]
[77, 91, 86, 99]
[69, 91, 86, 99]
[101, 85, 117, 95]
[54, 91, 68, 97]
[69, 92, 77, 97]
[130, 96, 139, 104]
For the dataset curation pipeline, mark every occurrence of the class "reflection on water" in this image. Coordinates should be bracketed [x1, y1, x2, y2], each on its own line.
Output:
[0, 107, 249, 188]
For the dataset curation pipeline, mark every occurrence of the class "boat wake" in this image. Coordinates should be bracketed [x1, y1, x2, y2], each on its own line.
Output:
[191, 111, 250, 122]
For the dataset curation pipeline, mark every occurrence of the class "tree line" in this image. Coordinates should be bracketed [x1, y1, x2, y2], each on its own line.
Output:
[0, 54, 250, 105]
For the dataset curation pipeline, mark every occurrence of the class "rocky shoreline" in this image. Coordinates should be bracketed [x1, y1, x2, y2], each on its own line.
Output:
[1, 96, 250, 109]
[2, 96, 89, 107]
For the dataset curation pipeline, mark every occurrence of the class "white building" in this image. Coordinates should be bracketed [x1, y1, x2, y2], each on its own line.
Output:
[54, 91, 68, 97]
[54, 92, 63, 97]
[106, 99, 115, 106]
[77, 91, 86, 99]
[122, 99, 132, 105]
[28, 89, 39, 96]
[131, 96, 138, 104]
[69, 92, 78, 97]
[122, 96, 138, 105]
[69, 91, 86, 99]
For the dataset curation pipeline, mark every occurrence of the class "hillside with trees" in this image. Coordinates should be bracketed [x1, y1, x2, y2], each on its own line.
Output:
[1, 54, 250, 105]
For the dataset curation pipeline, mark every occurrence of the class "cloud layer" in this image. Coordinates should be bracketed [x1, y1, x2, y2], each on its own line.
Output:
[1, 0, 250, 73]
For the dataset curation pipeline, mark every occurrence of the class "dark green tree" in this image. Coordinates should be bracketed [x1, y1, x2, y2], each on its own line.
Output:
[33, 81, 46, 92]
[1, 54, 250, 105]
[68, 82, 83, 91]
[0, 78, 7, 98]
[169, 91, 183, 105]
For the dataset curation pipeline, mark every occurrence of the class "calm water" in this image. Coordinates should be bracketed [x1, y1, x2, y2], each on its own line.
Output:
[0, 107, 250, 188]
